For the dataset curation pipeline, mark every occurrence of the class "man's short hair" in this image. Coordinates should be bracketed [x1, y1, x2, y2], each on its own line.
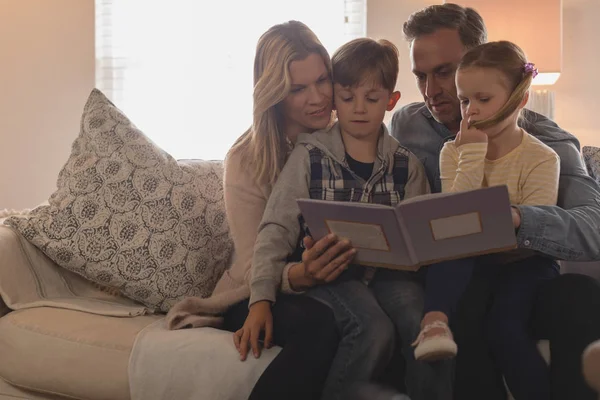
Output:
[332, 38, 399, 92]
[403, 3, 487, 49]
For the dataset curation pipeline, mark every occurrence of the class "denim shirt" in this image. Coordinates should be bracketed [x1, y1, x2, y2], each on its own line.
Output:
[389, 102, 600, 261]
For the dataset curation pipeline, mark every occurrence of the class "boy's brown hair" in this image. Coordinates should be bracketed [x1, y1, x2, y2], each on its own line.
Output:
[331, 38, 399, 92]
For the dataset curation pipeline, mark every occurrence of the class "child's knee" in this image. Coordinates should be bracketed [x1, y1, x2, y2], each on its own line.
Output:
[354, 312, 395, 354]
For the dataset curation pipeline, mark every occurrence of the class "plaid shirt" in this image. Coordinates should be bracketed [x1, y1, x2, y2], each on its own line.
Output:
[306, 144, 411, 206]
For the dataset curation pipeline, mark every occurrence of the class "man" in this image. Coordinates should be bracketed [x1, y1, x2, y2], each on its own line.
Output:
[390, 3, 600, 399]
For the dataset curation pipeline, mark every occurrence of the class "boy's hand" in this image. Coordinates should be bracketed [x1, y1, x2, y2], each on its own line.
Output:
[303, 235, 355, 283]
[288, 234, 355, 291]
[455, 118, 488, 147]
[233, 301, 273, 361]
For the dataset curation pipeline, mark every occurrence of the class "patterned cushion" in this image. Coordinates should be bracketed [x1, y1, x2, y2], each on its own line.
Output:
[4, 89, 233, 312]
[583, 146, 600, 184]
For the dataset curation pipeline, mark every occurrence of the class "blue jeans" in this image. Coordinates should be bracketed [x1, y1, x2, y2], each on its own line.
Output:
[306, 266, 453, 400]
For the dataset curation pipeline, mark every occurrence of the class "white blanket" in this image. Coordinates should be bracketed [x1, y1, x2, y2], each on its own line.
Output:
[129, 318, 281, 400]
[0, 225, 149, 316]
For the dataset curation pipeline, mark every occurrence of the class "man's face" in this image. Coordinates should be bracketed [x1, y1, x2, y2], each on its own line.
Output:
[410, 28, 467, 132]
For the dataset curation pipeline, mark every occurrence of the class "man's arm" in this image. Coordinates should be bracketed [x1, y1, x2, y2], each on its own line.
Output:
[516, 114, 600, 261]
[249, 146, 311, 306]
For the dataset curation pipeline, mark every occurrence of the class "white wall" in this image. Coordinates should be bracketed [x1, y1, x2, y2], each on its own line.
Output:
[0, 0, 95, 210]
[1, 0, 597, 209]
[367, 0, 600, 148]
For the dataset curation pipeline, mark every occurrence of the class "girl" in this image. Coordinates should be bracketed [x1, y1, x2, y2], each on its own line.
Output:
[412, 41, 560, 400]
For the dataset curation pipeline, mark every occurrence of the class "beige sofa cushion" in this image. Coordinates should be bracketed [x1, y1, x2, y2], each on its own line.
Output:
[0, 308, 161, 400]
[0, 378, 69, 400]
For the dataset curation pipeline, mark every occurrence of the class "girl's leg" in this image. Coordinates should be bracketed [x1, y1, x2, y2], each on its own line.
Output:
[413, 258, 476, 361]
[223, 294, 339, 400]
[423, 258, 477, 321]
[486, 257, 558, 400]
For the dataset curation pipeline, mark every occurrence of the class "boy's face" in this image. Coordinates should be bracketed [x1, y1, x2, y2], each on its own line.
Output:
[334, 80, 399, 141]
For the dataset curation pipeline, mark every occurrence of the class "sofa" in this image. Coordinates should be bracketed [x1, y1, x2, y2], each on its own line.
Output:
[1, 89, 599, 400]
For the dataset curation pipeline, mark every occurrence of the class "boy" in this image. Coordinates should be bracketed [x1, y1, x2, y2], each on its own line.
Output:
[249, 38, 450, 400]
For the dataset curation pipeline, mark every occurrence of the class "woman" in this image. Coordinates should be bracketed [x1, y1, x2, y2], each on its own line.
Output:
[222, 21, 355, 399]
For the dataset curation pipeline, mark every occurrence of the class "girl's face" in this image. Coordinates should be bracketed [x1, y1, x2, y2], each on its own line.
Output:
[281, 53, 333, 142]
[456, 66, 518, 136]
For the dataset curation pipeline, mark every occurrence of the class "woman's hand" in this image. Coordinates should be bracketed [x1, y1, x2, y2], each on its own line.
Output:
[233, 300, 273, 361]
[455, 117, 488, 147]
[288, 234, 356, 291]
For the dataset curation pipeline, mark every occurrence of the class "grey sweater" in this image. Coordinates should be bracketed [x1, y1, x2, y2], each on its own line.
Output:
[249, 122, 430, 306]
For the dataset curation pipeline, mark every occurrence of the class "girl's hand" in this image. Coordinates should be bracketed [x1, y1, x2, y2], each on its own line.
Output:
[288, 234, 356, 291]
[455, 117, 488, 147]
[233, 300, 273, 361]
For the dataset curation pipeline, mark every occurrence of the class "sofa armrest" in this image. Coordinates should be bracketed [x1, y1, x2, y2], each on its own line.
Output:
[560, 261, 600, 281]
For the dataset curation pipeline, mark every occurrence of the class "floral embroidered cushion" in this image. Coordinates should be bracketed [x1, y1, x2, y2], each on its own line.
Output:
[5, 89, 233, 312]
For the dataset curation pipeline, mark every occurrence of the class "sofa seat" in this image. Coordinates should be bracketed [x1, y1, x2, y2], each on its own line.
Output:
[0, 308, 161, 400]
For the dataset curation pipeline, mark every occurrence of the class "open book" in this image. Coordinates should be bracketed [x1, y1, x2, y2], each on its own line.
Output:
[297, 185, 517, 271]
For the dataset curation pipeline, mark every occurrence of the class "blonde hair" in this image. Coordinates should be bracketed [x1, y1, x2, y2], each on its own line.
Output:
[458, 41, 534, 130]
[228, 21, 332, 186]
[332, 38, 399, 92]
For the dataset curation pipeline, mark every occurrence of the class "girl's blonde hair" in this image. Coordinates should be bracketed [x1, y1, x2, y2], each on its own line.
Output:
[458, 41, 535, 130]
[228, 21, 332, 186]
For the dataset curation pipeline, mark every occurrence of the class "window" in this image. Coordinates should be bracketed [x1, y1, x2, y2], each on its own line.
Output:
[96, 1, 366, 160]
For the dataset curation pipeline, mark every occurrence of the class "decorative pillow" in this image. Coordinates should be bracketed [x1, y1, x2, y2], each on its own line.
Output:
[5, 89, 233, 312]
[583, 146, 600, 184]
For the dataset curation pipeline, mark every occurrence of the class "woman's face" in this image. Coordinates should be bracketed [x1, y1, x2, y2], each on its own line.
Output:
[281, 53, 333, 142]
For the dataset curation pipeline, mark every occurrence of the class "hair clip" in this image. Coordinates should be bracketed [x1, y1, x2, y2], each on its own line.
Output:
[524, 62, 539, 78]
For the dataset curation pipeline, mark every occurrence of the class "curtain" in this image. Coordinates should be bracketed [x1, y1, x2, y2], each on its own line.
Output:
[95, 0, 366, 160]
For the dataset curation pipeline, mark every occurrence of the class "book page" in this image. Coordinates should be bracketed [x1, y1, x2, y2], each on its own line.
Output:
[326, 220, 390, 251]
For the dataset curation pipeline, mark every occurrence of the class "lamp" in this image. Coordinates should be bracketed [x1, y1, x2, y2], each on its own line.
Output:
[445, 0, 562, 119]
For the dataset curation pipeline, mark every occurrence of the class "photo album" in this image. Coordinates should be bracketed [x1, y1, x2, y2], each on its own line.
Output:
[297, 185, 517, 271]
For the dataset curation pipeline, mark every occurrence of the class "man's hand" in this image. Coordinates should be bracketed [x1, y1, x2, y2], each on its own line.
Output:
[288, 234, 356, 291]
[455, 117, 488, 147]
[233, 301, 273, 361]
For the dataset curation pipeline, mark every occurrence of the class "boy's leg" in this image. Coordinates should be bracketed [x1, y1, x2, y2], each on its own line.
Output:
[370, 269, 453, 400]
[306, 272, 396, 400]
[486, 257, 558, 400]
